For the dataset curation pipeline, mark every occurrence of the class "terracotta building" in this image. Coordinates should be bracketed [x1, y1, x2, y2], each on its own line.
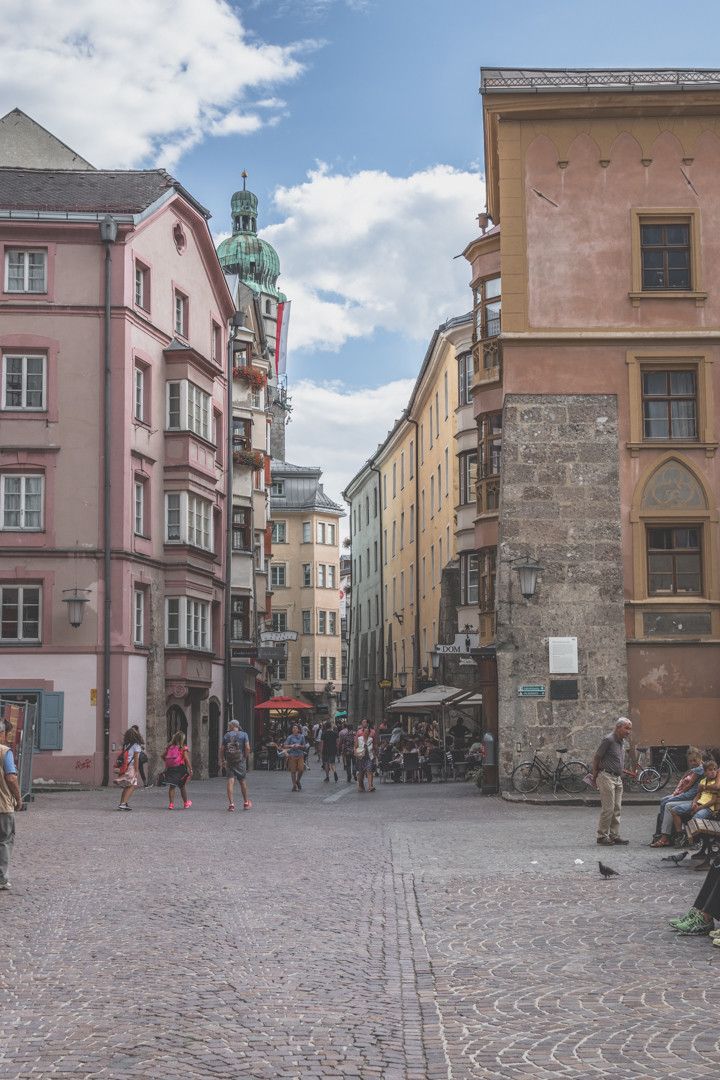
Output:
[469, 68, 720, 775]
[0, 115, 234, 783]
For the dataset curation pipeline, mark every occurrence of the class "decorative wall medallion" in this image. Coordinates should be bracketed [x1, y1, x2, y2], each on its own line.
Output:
[641, 461, 705, 510]
[167, 682, 188, 699]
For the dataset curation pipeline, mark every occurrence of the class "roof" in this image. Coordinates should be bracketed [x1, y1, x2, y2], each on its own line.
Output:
[270, 459, 344, 515]
[481, 68, 720, 95]
[0, 166, 210, 218]
[0, 108, 94, 170]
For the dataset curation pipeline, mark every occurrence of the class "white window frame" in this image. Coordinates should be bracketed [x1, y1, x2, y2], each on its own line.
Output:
[134, 263, 149, 310]
[164, 492, 213, 551]
[134, 480, 145, 536]
[0, 584, 41, 642]
[317, 564, 326, 588]
[271, 611, 287, 632]
[1, 474, 43, 530]
[303, 563, 312, 587]
[271, 520, 287, 543]
[317, 521, 326, 544]
[165, 380, 211, 442]
[302, 609, 311, 634]
[270, 479, 285, 497]
[134, 365, 145, 422]
[165, 596, 210, 650]
[301, 655, 311, 680]
[328, 565, 336, 589]
[318, 610, 327, 635]
[174, 290, 188, 337]
[320, 655, 328, 680]
[327, 523, 336, 545]
[328, 611, 337, 636]
[271, 563, 287, 588]
[133, 589, 145, 646]
[5, 248, 47, 293]
[329, 656, 337, 681]
[302, 521, 311, 543]
[2, 354, 46, 410]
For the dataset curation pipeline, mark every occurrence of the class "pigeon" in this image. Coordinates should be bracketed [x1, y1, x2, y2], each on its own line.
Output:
[598, 861, 620, 879]
[661, 850, 688, 865]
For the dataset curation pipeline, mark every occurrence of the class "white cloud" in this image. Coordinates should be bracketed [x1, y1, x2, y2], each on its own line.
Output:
[0, 0, 308, 168]
[262, 164, 483, 352]
[284, 377, 415, 512]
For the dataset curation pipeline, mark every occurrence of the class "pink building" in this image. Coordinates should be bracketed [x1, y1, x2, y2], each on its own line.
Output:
[0, 121, 234, 784]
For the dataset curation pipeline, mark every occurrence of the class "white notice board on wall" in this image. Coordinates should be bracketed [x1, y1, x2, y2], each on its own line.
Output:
[548, 637, 578, 674]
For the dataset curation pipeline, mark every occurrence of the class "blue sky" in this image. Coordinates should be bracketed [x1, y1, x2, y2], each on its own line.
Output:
[3, 0, 720, 501]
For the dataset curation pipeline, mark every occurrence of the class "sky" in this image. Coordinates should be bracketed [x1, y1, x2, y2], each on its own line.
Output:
[3, 0, 720, 508]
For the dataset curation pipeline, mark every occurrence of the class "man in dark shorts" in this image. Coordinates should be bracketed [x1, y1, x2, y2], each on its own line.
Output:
[321, 721, 339, 783]
[220, 719, 251, 812]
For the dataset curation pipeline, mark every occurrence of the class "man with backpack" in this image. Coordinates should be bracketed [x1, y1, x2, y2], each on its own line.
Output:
[220, 719, 252, 812]
[0, 718, 23, 890]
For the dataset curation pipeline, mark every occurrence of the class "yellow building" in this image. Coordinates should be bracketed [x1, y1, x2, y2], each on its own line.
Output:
[374, 315, 471, 694]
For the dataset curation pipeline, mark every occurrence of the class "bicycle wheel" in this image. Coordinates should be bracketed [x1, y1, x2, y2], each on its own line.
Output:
[511, 762, 542, 793]
[656, 763, 673, 791]
[638, 767, 661, 793]
[559, 760, 588, 794]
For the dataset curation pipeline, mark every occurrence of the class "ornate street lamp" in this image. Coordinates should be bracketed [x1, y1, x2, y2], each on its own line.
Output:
[398, 671, 408, 689]
[514, 556, 543, 600]
[62, 587, 91, 629]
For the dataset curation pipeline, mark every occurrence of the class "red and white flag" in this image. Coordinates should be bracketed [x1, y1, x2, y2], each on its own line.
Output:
[275, 300, 291, 378]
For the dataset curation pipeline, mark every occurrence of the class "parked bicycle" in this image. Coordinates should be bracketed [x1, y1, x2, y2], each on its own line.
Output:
[653, 740, 689, 792]
[622, 746, 661, 793]
[511, 747, 589, 795]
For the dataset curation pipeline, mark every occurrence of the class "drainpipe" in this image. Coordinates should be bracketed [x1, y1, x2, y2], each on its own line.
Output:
[99, 216, 117, 787]
[368, 461, 384, 720]
[406, 416, 421, 693]
[225, 314, 245, 728]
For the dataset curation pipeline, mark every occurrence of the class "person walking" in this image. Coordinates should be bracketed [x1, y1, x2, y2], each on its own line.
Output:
[321, 721, 339, 783]
[220, 719, 252, 812]
[163, 732, 193, 810]
[592, 717, 632, 845]
[354, 721, 377, 793]
[113, 727, 144, 810]
[127, 724, 149, 786]
[284, 723, 307, 791]
[338, 722, 355, 783]
[0, 719, 22, 890]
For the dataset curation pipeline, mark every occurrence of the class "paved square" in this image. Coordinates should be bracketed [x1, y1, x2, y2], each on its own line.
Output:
[1, 772, 718, 1078]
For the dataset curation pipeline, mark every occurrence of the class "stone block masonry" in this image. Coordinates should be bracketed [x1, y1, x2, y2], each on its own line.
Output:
[496, 395, 628, 778]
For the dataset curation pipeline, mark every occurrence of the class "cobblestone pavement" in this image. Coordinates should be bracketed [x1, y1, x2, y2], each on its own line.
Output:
[1, 770, 718, 1078]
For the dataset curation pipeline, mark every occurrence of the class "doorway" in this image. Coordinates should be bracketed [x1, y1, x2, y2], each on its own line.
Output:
[166, 705, 187, 745]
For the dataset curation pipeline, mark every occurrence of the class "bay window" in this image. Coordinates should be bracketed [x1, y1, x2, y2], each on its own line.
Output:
[165, 596, 210, 649]
[165, 492, 213, 551]
[166, 380, 211, 441]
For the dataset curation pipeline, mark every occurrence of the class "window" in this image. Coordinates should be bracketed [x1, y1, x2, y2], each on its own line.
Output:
[374, 540, 378, 571]
[383, 529, 387, 563]
[444, 371, 449, 418]
[365, 496, 370, 525]
[437, 465, 442, 510]
[430, 475, 435, 518]
[445, 448, 449, 496]
[211, 321, 221, 364]
[318, 610, 327, 634]
[302, 609, 311, 634]
[165, 492, 213, 550]
[478, 411, 502, 512]
[1, 475, 43, 530]
[2, 354, 46, 410]
[429, 404, 434, 448]
[166, 597, 210, 649]
[329, 656, 337, 681]
[375, 595, 379, 625]
[174, 290, 188, 337]
[271, 611, 287, 632]
[459, 451, 478, 506]
[647, 526, 702, 595]
[302, 521, 311, 542]
[642, 370, 697, 440]
[5, 249, 46, 293]
[166, 381, 211, 441]
[421, 491, 426, 530]
[317, 564, 326, 588]
[400, 571, 405, 607]
[301, 656, 311, 680]
[230, 596, 250, 641]
[1, 585, 41, 642]
[134, 479, 146, 536]
[393, 462, 397, 497]
[273, 658, 288, 681]
[420, 424, 424, 464]
[373, 487, 378, 518]
[232, 506, 251, 551]
[134, 262, 149, 310]
[435, 391, 440, 437]
[303, 564, 312, 587]
[409, 441, 414, 479]
[383, 474, 387, 508]
[430, 545, 435, 587]
[328, 565, 336, 588]
[459, 553, 478, 606]
[392, 521, 397, 558]
[271, 520, 287, 543]
[474, 276, 501, 340]
[270, 479, 285, 497]
[233, 417, 251, 450]
[409, 505, 415, 543]
[641, 222, 690, 291]
[327, 524, 336, 545]
[320, 656, 328, 680]
[133, 589, 145, 646]
[317, 522, 326, 544]
[458, 352, 473, 406]
[251, 386, 264, 409]
[134, 365, 146, 423]
[479, 549, 496, 611]
[328, 611, 337, 635]
[400, 512, 405, 550]
[409, 564, 414, 604]
[271, 563, 287, 588]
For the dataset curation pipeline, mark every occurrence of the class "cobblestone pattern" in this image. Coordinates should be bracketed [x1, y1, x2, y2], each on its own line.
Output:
[1, 777, 718, 1078]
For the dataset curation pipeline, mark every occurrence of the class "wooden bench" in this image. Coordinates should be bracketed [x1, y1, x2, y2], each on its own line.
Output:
[685, 817, 720, 864]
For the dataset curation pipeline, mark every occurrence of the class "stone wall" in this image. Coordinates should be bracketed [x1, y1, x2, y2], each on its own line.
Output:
[496, 395, 628, 779]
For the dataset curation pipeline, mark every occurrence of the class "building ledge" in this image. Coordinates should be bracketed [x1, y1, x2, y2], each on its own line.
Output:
[628, 290, 707, 307]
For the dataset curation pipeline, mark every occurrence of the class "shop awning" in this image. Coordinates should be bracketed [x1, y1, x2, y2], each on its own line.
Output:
[255, 696, 312, 712]
[386, 685, 473, 713]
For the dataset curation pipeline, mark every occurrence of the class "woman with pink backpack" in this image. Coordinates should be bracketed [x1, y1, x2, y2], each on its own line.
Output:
[163, 732, 192, 810]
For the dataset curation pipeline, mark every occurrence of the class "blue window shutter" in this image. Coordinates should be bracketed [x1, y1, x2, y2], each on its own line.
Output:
[39, 692, 64, 750]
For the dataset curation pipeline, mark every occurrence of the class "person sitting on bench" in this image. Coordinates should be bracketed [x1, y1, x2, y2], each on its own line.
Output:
[670, 759, 720, 838]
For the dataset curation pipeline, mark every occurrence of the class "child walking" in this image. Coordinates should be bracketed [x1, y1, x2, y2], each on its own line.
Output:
[163, 732, 192, 809]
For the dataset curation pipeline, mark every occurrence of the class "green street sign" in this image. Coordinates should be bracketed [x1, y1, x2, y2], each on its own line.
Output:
[518, 684, 546, 698]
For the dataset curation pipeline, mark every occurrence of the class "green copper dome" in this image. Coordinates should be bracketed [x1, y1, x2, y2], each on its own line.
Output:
[217, 172, 286, 301]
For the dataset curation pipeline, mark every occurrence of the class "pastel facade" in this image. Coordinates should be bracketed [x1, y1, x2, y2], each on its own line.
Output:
[344, 463, 383, 724]
[0, 156, 234, 783]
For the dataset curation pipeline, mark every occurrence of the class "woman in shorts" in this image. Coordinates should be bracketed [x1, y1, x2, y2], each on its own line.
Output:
[284, 723, 307, 792]
[113, 727, 144, 810]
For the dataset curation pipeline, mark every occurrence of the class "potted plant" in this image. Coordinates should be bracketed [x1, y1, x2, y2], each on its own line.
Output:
[233, 449, 264, 469]
[233, 365, 267, 390]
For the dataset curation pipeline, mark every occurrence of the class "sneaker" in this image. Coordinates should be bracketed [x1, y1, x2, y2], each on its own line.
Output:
[597, 837, 614, 846]
[334, 773, 338, 782]
[297, 781, 302, 791]
[168, 803, 174, 810]
[713, 936, 720, 947]
[323, 776, 329, 782]
[118, 804, 132, 811]
[709, 928, 720, 939]
[243, 800, 252, 810]
[0, 881, 10, 890]
[669, 909, 698, 929]
[228, 803, 235, 812]
[183, 800, 192, 809]
[679, 916, 712, 936]
[610, 837, 630, 845]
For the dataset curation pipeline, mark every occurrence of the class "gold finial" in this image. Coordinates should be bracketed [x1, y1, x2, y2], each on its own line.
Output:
[241, 169, 248, 190]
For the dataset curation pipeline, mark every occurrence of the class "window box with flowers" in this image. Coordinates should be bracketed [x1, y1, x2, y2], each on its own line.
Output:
[233, 448, 264, 469]
[233, 365, 267, 390]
